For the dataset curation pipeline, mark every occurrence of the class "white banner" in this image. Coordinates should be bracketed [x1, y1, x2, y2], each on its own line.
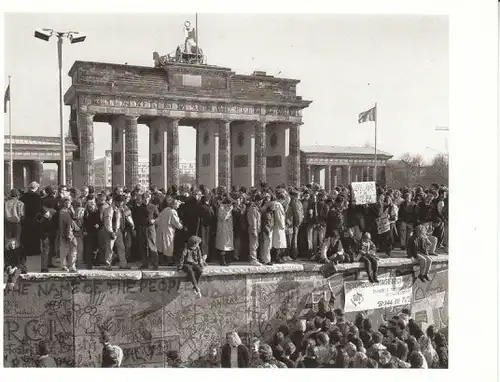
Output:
[351, 181, 377, 205]
[344, 275, 413, 312]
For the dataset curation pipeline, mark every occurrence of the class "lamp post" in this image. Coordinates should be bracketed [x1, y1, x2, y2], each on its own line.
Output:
[34, 28, 86, 185]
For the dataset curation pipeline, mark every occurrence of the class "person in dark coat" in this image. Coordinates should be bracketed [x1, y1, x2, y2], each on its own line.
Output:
[20, 182, 43, 257]
[35, 206, 56, 272]
[36, 342, 57, 368]
[135, 192, 160, 270]
[41, 186, 59, 268]
[198, 195, 215, 261]
[221, 331, 249, 368]
[83, 198, 101, 270]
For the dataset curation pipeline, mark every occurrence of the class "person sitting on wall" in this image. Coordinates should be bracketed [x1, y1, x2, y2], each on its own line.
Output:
[341, 228, 359, 263]
[318, 231, 346, 264]
[221, 331, 249, 368]
[406, 225, 432, 282]
[354, 232, 380, 283]
[178, 235, 206, 298]
[4, 238, 27, 292]
[36, 341, 57, 368]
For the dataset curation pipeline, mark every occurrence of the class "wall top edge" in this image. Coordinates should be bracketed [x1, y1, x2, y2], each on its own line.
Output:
[19, 255, 449, 282]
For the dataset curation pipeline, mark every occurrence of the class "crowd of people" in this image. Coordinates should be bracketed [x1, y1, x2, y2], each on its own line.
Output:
[33, 301, 449, 368]
[192, 304, 449, 369]
[4, 180, 448, 294]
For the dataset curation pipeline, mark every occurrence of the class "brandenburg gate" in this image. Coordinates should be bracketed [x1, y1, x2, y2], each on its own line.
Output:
[64, 37, 311, 190]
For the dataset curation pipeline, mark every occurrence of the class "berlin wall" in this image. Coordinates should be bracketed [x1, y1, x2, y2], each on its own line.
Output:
[4, 257, 448, 367]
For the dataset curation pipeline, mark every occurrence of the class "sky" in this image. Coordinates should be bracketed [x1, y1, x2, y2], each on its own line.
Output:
[3, 13, 448, 164]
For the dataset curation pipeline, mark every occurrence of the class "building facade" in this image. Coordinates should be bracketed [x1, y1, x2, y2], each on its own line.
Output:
[64, 60, 311, 190]
[94, 150, 196, 189]
[300, 146, 393, 192]
[3, 135, 77, 191]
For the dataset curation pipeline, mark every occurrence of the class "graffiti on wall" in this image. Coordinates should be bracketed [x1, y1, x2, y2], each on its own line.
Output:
[4, 264, 449, 368]
[4, 281, 75, 367]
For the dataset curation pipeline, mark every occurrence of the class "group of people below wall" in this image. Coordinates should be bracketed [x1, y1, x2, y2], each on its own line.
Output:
[33, 303, 449, 368]
[4, 180, 448, 295]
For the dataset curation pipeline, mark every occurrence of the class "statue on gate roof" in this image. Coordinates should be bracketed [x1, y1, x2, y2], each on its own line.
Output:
[153, 20, 205, 67]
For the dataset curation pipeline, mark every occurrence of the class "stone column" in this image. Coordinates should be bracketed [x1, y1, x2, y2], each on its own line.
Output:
[254, 121, 266, 186]
[345, 165, 352, 185]
[218, 120, 231, 189]
[31, 160, 43, 184]
[125, 115, 139, 189]
[325, 165, 332, 193]
[288, 123, 300, 187]
[78, 112, 95, 186]
[195, 124, 200, 186]
[313, 166, 321, 184]
[366, 166, 371, 181]
[5, 161, 12, 190]
[148, 117, 168, 190]
[306, 165, 312, 184]
[167, 118, 180, 187]
[65, 161, 73, 187]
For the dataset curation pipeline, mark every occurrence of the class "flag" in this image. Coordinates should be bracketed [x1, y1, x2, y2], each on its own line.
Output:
[358, 106, 376, 123]
[4, 84, 10, 114]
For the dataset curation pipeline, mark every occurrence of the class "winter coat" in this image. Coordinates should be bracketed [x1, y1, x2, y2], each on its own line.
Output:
[271, 201, 287, 249]
[216, 204, 234, 251]
[156, 207, 183, 256]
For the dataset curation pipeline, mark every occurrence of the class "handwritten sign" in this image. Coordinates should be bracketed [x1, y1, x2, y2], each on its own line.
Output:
[351, 182, 377, 205]
[344, 275, 413, 313]
[376, 216, 390, 234]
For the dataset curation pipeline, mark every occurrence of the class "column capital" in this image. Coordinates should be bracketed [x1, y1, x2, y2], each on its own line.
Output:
[124, 115, 139, 122]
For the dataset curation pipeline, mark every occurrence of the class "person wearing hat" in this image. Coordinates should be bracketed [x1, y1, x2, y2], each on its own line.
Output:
[59, 197, 78, 272]
[178, 235, 205, 298]
[4, 188, 25, 243]
[197, 195, 215, 263]
[215, 196, 234, 266]
[285, 189, 303, 260]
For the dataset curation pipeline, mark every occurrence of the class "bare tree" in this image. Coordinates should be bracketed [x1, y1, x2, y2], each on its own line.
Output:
[399, 153, 425, 185]
[425, 154, 449, 185]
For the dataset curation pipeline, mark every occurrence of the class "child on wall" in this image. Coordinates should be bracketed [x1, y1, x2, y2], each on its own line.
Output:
[355, 232, 380, 283]
[178, 235, 206, 298]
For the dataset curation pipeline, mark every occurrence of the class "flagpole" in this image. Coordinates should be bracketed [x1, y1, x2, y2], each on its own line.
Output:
[373, 102, 377, 183]
[8, 75, 13, 190]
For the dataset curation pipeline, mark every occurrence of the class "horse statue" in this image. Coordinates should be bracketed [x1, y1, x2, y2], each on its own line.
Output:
[175, 45, 204, 64]
[152, 21, 206, 67]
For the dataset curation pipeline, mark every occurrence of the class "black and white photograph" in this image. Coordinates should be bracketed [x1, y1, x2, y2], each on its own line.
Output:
[1, 0, 498, 379]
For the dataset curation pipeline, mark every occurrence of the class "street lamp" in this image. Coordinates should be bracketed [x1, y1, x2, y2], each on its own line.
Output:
[34, 28, 86, 185]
